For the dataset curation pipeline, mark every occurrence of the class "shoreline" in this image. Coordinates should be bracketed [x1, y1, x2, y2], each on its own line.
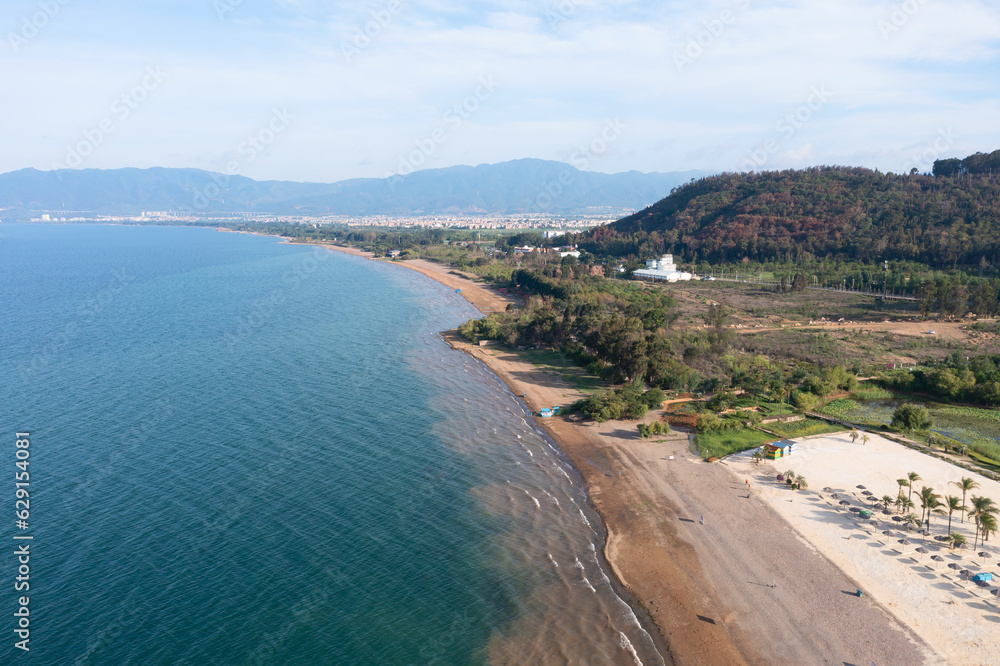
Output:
[267, 237, 938, 664]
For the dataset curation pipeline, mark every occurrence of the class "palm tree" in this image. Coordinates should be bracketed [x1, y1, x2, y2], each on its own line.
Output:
[850, 428, 859, 444]
[917, 486, 941, 526]
[970, 495, 998, 548]
[897, 478, 909, 500]
[861, 434, 870, 446]
[950, 477, 979, 523]
[796, 474, 808, 490]
[904, 513, 920, 532]
[881, 494, 895, 512]
[897, 496, 914, 516]
[981, 513, 997, 544]
[944, 495, 967, 536]
[906, 472, 921, 505]
[949, 531, 967, 550]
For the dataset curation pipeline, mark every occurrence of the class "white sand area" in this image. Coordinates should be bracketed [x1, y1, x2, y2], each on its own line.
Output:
[728, 431, 1000, 666]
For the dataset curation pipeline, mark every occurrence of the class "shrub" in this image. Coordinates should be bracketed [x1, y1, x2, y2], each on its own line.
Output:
[891, 403, 933, 432]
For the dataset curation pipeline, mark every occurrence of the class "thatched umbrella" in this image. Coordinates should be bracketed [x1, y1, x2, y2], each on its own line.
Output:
[979, 551, 993, 562]
[882, 530, 895, 537]
[857, 485, 866, 490]
[850, 507, 861, 513]
[916, 546, 929, 558]
[975, 579, 992, 589]
[931, 555, 945, 563]
[948, 562, 962, 571]
[882, 509, 893, 515]
[892, 516, 904, 522]
[823, 487, 833, 492]
[840, 500, 852, 506]
[898, 539, 912, 549]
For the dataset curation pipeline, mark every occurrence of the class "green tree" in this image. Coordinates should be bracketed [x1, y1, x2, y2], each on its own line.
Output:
[944, 495, 967, 536]
[950, 477, 979, 523]
[891, 404, 933, 432]
[906, 472, 922, 506]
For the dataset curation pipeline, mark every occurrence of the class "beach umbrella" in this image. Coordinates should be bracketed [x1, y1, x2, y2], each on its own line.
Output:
[882, 530, 895, 537]
[976, 579, 991, 588]
[935, 535, 949, 542]
[898, 539, 912, 547]
[993, 589, 1000, 599]
[849, 507, 861, 513]
[931, 555, 945, 562]
[857, 485, 866, 489]
[840, 500, 851, 506]
[862, 490, 873, 496]
[949, 563, 962, 571]
[979, 552, 993, 560]
[824, 487, 833, 492]
[882, 509, 893, 515]
[916, 547, 928, 555]
[892, 516, 903, 522]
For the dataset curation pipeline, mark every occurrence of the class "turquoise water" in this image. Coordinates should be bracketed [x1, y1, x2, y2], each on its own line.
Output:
[0, 224, 660, 665]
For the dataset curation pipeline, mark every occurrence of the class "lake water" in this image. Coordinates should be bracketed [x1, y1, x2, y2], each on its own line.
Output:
[0, 224, 661, 665]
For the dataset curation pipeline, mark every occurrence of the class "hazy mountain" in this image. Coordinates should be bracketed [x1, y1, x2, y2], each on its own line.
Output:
[0, 160, 706, 218]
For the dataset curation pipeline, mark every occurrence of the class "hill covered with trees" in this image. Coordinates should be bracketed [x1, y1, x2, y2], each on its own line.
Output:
[579, 151, 1000, 269]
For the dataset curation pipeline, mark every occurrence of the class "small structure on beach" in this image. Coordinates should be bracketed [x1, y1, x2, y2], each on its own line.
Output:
[764, 439, 797, 460]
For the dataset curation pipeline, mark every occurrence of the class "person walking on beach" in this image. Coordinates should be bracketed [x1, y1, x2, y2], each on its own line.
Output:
[699, 514, 705, 525]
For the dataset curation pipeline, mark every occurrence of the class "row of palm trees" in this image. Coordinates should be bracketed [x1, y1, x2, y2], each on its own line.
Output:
[849, 429, 870, 446]
[879, 472, 999, 548]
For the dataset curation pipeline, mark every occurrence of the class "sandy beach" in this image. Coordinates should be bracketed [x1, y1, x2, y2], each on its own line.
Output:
[728, 432, 1000, 665]
[300, 241, 944, 664]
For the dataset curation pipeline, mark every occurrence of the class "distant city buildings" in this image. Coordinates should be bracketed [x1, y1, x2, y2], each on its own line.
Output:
[26, 212, 623, 231]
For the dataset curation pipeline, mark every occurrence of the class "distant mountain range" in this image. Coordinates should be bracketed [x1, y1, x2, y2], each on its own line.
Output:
[0, 160, 706, 219]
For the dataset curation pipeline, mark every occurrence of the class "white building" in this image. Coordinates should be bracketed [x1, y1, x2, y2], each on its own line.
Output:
[632, 254, 692, 282]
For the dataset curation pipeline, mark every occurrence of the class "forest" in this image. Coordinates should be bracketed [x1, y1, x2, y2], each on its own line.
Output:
[573, 151, 1000, 270]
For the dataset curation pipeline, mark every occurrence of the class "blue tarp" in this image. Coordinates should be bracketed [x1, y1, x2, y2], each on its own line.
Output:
[971, 572, 993, 582]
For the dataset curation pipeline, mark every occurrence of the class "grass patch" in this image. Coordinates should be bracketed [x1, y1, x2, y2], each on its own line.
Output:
[518, 348, 605, 395]
[851, 387, 894, 401]
[696, 428, 773, 459]
[766, 418, 845, 438]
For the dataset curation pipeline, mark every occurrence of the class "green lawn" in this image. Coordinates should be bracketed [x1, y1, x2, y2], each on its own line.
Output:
[696, 429, 773, 459]
[517, 348, 605, 395]
[765, 418, 845, 439]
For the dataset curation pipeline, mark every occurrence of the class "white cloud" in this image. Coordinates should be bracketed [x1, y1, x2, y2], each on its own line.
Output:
[0, 0, 998, 180]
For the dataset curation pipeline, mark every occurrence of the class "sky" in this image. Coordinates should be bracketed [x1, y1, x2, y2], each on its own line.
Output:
[3, 0, 999, 183]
